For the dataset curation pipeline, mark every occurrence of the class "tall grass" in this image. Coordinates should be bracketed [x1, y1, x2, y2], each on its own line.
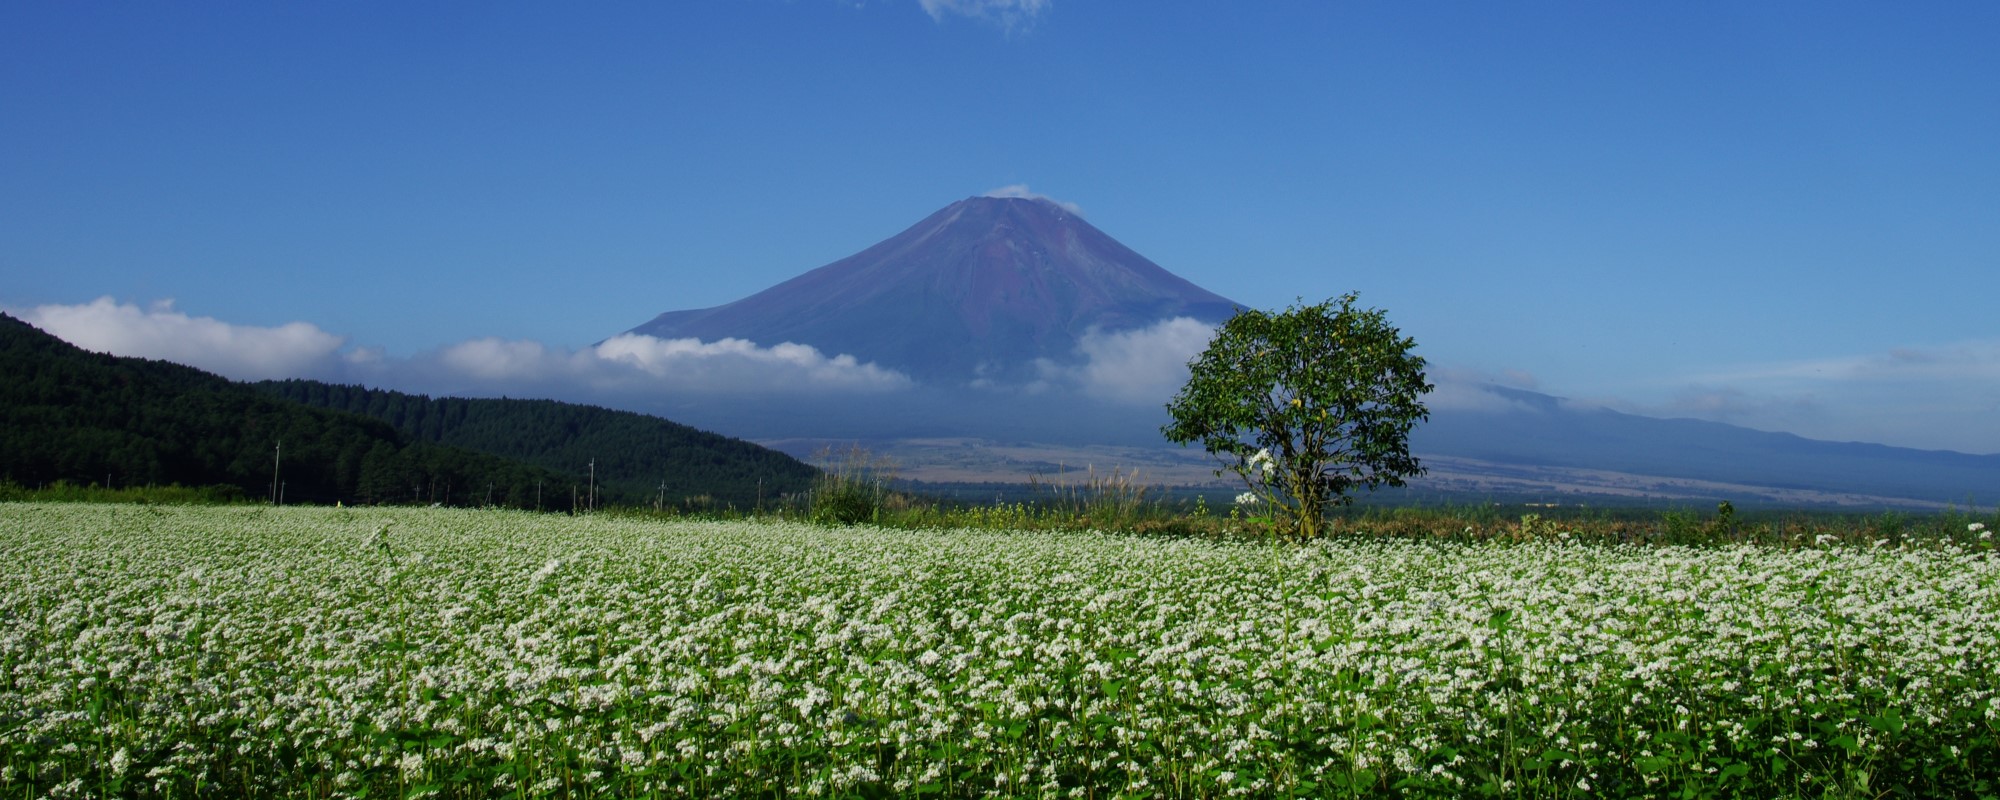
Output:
[806, 444, 899, 525]
[0, 479, 247, 505]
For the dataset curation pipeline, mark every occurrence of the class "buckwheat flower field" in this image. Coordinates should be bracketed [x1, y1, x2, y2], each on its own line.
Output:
[3, 504, 1996, 798]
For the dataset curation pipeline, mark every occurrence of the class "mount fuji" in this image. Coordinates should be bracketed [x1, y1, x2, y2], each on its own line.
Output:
[625, 195, 1241, 383]
[612, 195, 2000, 508]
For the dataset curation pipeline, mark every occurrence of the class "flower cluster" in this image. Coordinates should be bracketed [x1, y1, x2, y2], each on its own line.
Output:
[1, 502, 1995, 798]
[1245, 447, 1277, 480]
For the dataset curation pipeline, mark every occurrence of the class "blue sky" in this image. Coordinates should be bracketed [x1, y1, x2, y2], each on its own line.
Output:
[4, 2, 1997, 453]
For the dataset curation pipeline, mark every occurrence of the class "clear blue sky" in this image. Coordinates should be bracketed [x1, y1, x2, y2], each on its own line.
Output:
[5, 2, 1997, 452]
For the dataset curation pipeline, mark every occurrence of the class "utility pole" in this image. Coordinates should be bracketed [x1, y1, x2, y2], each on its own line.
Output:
[271, 441, 281, 505]
[588, 459, 596, 513]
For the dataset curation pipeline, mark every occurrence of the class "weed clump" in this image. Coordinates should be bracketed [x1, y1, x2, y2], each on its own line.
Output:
[807, 445, 896, 526]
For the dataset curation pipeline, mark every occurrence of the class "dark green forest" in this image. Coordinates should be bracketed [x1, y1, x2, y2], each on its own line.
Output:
[1, 314, 814, 509]
[255, 381, 817, 509]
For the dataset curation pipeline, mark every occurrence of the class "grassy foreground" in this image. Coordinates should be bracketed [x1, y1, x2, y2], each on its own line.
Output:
[2, 503, 1997, 798]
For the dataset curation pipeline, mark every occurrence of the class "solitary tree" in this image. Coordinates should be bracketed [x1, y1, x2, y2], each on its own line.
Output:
[1163, 293, 1432, 540]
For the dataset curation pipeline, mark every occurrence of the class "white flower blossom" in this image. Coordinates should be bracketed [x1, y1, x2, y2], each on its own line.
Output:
[1246, 448, 1277, 479]
[1, 502, 1993, 797]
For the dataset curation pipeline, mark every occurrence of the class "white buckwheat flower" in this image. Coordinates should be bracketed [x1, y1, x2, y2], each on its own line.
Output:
[1245, 448, 1277, 480]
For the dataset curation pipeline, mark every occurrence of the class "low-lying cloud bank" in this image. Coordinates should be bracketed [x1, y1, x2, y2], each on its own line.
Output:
[431, 334, 914, 396]
[1433, 345, 2000, 454]
[6, 297, 1200, 446]
[30, 296, 1987, 453]
[8, 297, 1209, 443]
[1056, 317, 1215, 405]
[15, 297, 914, 398]
[21, 297, 352, 382]
[1657, 341, 2000, 453]
[15, 298, 1212, 406]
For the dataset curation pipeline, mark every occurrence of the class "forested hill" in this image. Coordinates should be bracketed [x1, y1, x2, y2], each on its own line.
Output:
[254, 381, 818, 509]
[0, 313, 573, 507]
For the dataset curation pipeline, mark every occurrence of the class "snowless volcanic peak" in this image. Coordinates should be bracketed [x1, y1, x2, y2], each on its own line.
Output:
[625, 196, 1242, 382]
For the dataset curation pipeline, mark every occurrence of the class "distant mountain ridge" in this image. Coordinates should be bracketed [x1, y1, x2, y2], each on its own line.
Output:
[627, 196, 1242, 382]
[0, 312, 814, 509]
[1415, 383, 2000, 506]
[256, 380, 816, 508]
[613, 196, 2000, 508]
[0, 313, 567, 506]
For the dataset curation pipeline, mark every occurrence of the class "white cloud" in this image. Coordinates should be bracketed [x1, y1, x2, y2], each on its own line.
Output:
[1048, 323, 1555, 414]
[982, 184, 1083, 216]
[592, 334, 913, 393]
[1624, 339, 2000, 452]
[1417, 367, 1548, 413]
[390, 334, 914, 397]
[17, 297, 349, 381]
[920, 0, 1049, 32]
[11, 297, 914, 398]
[1063, 317, 1215, 405]
[1690, 340, 2000, 387]
[1426, 383, 1534, 414]
[432, 337, 574, 383]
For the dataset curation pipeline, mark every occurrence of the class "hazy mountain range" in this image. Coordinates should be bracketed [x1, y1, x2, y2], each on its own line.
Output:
[13, 193, 1994, 510]
[1412, 385, 2000, 507]
[620, 195, 2000, 508]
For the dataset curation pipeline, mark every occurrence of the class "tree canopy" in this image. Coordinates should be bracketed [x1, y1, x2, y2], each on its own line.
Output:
[0, 313, 814, 510]
[257, 381, 817, 509]
[1162, 293, 1432, 539]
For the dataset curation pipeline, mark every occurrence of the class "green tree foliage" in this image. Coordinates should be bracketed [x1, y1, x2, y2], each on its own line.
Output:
[1162, 293, 1433, 540]
[0, 314, 573, 508]
[255, 381, 818, 510]
[0, 313, 816, 511]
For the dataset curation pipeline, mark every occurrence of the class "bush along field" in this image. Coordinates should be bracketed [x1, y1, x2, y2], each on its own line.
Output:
[2, 503, 1997, 798]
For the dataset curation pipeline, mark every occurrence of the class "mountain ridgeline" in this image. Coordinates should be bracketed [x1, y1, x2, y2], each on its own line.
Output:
[1415, 385, 2000, 507]
[1, 313, 570, 506]
[0, 313, 813, 509]
[255, 381, 817, 509]
[627, 196, 1243, 383]
[611, 195, 2000, 508]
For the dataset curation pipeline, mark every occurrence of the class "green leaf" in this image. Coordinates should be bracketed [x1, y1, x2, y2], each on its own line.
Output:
[1864, 707, 1906, 736]
[1161, 294, 1431, 540]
